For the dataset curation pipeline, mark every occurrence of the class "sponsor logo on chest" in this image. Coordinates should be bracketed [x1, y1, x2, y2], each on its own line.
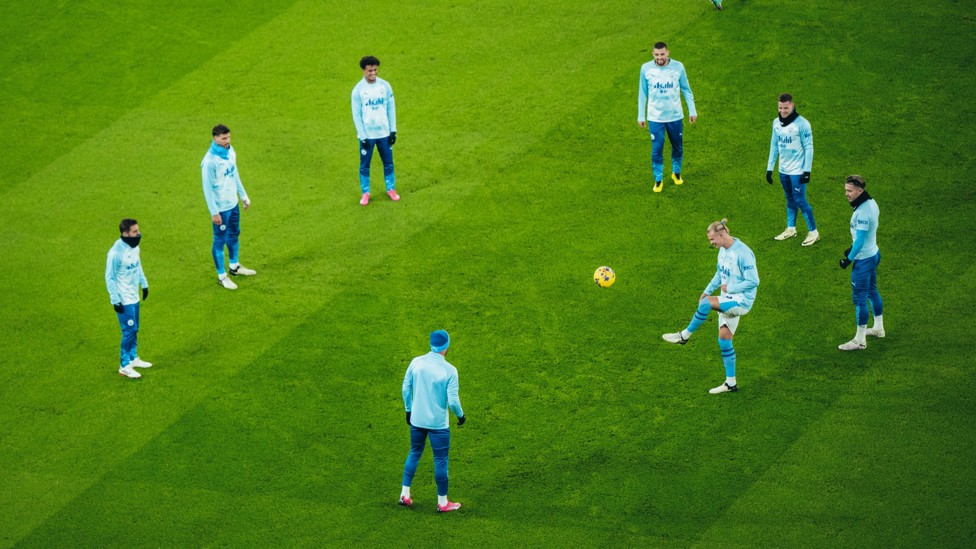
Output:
[363, 94, 386, 108]
[777, 125, 800, 146]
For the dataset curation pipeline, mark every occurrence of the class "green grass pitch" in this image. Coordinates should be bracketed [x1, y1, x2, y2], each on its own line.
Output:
[1, 0, 974, 546]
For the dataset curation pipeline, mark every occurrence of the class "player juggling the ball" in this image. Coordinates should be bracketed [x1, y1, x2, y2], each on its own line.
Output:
[838, 175, 885, 351]
[352, 55, 399, 206]
[637, 41, 697, 193]
[663, 219, 759, 394]
[400, 330, 465, 513]
[105, 218, 152, 379]
[201, 124, 256, 290]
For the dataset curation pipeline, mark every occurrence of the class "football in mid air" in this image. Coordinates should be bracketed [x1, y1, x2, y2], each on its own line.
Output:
[594, 266, 615, 288]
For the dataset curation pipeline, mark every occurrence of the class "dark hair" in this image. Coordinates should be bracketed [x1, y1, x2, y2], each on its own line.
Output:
[653, 42, 668, 50]
[360, 55, 380, 69]
[212, 124, 230, 136]
[846, 175, 866, 189]
[119, 218, 138, 234]
[778, 93, 793, 103]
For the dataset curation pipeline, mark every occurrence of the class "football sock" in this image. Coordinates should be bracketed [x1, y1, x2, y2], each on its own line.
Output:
[401, 486, 411, 498]
[718, 338, 736, 378]
[686, 299, 712, 333]
[726, 376, 736, 387]
[855, 325, 867, 344]
[438, 495, 448, 506]
[872, 315, 884, 331]
[680, 329, 692, 341]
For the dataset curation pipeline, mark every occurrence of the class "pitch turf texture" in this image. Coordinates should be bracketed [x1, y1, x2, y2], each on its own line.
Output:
[1, 0, 974, 546]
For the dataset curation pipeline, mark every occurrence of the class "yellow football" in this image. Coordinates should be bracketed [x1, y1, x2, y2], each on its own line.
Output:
[594, 266, 615, 288]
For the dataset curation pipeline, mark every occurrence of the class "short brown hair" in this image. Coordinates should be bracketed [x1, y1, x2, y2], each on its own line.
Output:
[119, 218, 138, 234]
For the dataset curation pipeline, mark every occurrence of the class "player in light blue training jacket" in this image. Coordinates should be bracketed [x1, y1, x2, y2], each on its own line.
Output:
[767, 93, 819, 246]
[663, 219, 759, 394]
[400, 330, 465, 513]
[638, 41, 697, 193]
[838, 175, 885, 351]
[202, 124, 256, 290]
[352, 55, 399, 206]
[105, 218, 151, 379]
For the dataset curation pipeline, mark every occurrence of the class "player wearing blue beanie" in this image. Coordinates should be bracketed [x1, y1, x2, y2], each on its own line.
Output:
[399, 330, 465, 512]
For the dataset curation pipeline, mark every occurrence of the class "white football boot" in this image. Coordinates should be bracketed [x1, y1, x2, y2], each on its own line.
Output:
[838, 339, 867, 351]
[230, 265, 256, 276]
[801, 230, 820, 246]
[774, 228, 797, 240]
[119, 366, 142, 379]
[218, 275, 238, 290]
[709, 382, 737, 394]
[129, 358, 153, 368]
[866, 327, 886, 338]
[662, 332, 689, 345]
